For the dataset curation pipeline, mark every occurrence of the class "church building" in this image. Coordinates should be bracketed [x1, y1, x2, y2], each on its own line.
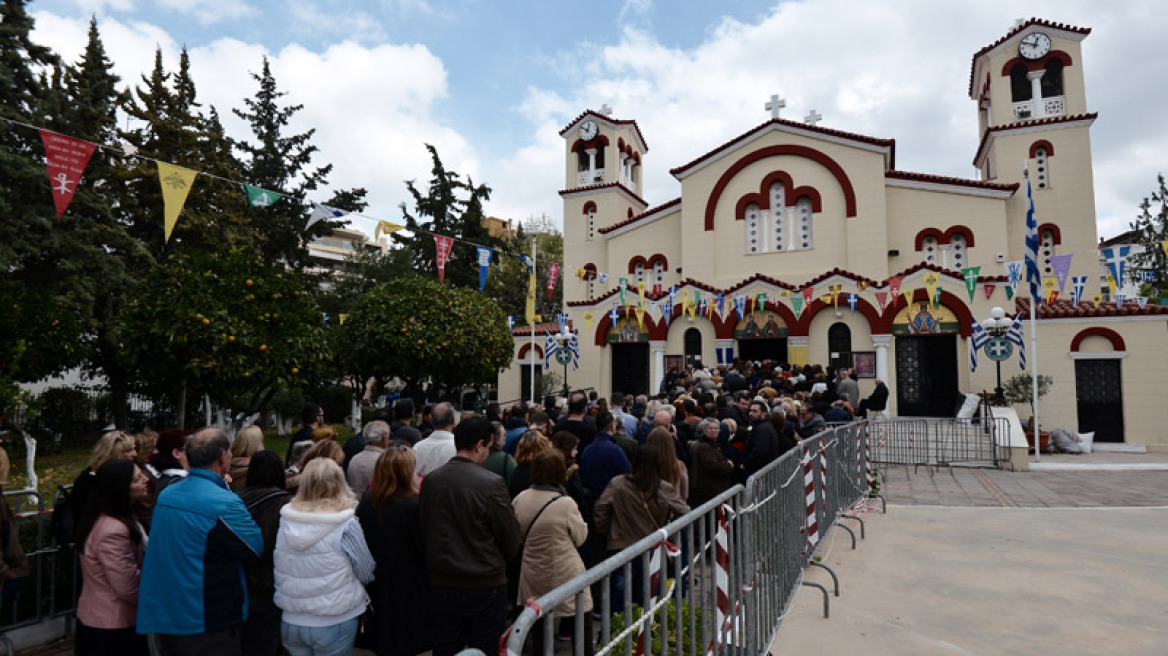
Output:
[498, 18, 1168, 451]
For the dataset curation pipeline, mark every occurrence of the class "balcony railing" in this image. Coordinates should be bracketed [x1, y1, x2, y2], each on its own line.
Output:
[577, 168, 605, 186]
[1011, 95, 1066, 121]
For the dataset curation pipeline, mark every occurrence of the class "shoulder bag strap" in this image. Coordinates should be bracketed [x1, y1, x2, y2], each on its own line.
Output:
[523, 494, 567, 543]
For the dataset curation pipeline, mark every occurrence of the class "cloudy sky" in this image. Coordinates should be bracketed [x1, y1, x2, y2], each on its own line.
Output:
[26, 0, 1168, 241]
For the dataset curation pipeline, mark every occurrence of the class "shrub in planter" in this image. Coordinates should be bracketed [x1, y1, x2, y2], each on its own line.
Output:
[608, 598, 708, 656]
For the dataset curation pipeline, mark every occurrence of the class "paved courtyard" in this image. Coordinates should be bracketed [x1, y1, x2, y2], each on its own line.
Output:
[773, 452, 1168, 656]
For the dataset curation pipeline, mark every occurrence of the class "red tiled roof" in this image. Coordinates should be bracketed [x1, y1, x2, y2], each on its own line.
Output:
[972, 113, 1097, 167]
[558, 181, 647, 207]
[1098, 229, 1138, 248]
[968, 18, 1092, 96]
[559, 110, 649, 152]
[887, 261, 1009, 284]
[511, 321, 571, 337]
[597, 198, 681, 235]
[669, 118, 896, 178]
[1014, 298, 1168, 319]
[886, 170, 1019, 193]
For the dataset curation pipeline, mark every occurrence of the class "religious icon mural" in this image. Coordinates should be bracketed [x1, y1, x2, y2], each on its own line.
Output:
[606, 316, 650, 343]
[892, 301, 960, 335]
[734, 310, 788, 339]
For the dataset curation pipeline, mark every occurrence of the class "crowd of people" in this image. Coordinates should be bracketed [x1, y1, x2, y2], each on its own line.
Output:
[0, 359, 889, 656]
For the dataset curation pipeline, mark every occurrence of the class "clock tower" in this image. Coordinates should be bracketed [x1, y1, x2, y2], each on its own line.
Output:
[559, 107, 650, 304]
[969, 18, 1098, 282]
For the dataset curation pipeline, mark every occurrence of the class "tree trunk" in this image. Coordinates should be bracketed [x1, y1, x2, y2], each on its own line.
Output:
[109, 372, 130, 430]
[174, 379, 187, 430]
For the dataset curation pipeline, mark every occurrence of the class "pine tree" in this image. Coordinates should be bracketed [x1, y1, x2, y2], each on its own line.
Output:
[233, 56, 343, 269]
[1128, 173, 1168, 297]
[395, 144, 501, 290]
[0, 0, 59, 269]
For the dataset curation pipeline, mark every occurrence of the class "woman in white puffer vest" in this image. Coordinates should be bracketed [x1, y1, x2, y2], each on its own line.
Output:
[274, 458, 375, 656]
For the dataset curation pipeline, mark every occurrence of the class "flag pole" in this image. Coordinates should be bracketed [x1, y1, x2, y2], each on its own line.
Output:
[1030, 285, 1039, 463]
[1023, 160, 1041, 463]
[530, 237, 538, 405]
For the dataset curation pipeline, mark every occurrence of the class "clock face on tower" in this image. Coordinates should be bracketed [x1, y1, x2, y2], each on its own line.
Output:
[1018, 32, 1052, 60]
[579, 120, 599, 141]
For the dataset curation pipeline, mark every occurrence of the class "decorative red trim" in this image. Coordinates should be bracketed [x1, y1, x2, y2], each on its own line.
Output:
[735, 195, 763, 223]
[791, 187, 823, 213]
[632, 152, 641, 165]
[627, 256, 648, 274]
[617, 137, 625, 150]
[569, 135, 611, 153]
[592, 307, 663, 346]
[648, 253, 669, 270]
[914, 228, 945, 250]
[1070, 327, 1125, 352]
[715, 300, 801, 339]
[943, 225, 976, 248]
[1038, 223, 1062, 245]
[1029, 140, 1055, 158]
[793, 296, 883, 337]
[559, 110, 649, 152]
[759, 171, 796, 205]
[672, 119, 895, 178]
[517, 343, 544, 360]
[968, 19, 1091, 96]
[999, 50, 1074, 78]
[704, 145, 857, 231]
[972, 113, 1097, 167]
[597, 197, 681, 234]
[886, 170, 1019, 192]
[558, 182, 647, 207]
[880, 289, 974, 337]
[582, 201, 597, 214]
[627, 208, 634, 218]
[583, 263, 597, 280]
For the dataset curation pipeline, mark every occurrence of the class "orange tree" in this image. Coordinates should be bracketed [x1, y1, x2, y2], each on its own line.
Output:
[120, 248, 330, 424]
[334, 277, 512, 399]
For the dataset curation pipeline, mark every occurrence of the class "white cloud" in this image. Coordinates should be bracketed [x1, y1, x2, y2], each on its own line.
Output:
[285, 0, 388, 43]
[155, 0, 256, 25]
[489, 0, 1168, 243]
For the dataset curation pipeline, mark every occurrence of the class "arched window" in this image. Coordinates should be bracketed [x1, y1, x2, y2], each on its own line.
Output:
[584, 264, 597, 301]
[1010, 63, 1032, 102]
[769, 181, 786, 251]
[652, 258, 665, 293]
[744, 202, 763, 254]
[795, 196, 814, 250]
[922, 235, 938, 265]
[1034, 146, 1050, 189]
[584, 202, 597, 240]
[827, 323, 852, 373]
[1041, 59, 1064, 97]
[684, 328, 703, 365]
[950, 232, 967, 270]
[1041, 229, 1056, 277]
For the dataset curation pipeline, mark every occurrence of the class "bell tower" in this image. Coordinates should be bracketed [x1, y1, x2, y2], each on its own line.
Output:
[559, 106, 649, 305]
[969, 18, 1098, 280]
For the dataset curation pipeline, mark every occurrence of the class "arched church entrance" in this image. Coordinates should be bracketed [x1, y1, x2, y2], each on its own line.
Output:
[608, 315, 650, 395]
[892, 300, 960, 417]
[735, 309, 788, 363]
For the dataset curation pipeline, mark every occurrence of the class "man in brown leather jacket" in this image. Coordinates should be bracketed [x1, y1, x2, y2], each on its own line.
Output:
[420, 416, 521, 656]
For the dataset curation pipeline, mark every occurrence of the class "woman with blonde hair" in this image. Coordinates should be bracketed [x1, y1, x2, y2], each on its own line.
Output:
[285, 439, 345, 493]
[508, 431, 551, 498]
[72, 431, 139, 529]
[356, 446, 431, 656]
[646, 427, 688, 501]
[275, 458, 375, 656]
[229, 426, 265, 491]
[133, 432, 157, 468]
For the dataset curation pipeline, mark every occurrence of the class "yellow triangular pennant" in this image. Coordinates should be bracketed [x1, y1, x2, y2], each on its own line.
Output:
[374, 220, 404, 241]
[923, 272, 940, 307]
[157, 162, 198, 243]
[583, 311, 594, 333]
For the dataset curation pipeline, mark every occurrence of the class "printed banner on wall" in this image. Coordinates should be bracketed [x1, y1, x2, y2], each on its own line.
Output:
[39, 130, 97, 220]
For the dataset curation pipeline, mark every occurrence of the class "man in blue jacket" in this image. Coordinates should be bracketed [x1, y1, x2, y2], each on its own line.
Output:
[138, 427, 263, 655]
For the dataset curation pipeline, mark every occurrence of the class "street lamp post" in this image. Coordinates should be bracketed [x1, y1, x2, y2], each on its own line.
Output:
[980, 306, 1013, 406]
[551, 329, 575, 399]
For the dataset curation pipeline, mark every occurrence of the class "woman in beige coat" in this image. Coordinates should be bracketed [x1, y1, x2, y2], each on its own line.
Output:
[512, 450, 592, 656]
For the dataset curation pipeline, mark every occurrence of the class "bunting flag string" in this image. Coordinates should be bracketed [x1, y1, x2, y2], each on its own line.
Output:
[922, 272, 940, 307]
[1071, 275, 1088, 306]
[157, 162, 198, 243]
[306, 202, 347, 230]
[546, 262, 561, 301]
[846, 293, 858, 314]
[983, 283, 996, 300]
[476, 246, 493, 291]
[874, 291, 888, 313]
[243, 184, 282, 208]
[433, 234, 454, 283]
[961, 266, 980, 301]
[1050, 254, 1073, 295]
[39, 130, 97, 220]
[887, 277, 902, 304]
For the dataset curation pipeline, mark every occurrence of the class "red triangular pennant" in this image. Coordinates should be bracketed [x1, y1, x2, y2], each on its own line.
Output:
[984, 284, 996, 299]
[39, 130, 97, 220]
[433, 234, 453, 283]
[874, 291, 888, 312]
[546, 262, 561, 301]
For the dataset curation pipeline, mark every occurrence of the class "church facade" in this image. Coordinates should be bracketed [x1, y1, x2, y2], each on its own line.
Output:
[498, 19, 1168, 451]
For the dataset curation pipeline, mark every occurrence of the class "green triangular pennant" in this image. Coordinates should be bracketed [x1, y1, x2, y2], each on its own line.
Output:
[961, 266, 980, 301]
[244, 184, 283, 208]
[791, 296, 804, 319]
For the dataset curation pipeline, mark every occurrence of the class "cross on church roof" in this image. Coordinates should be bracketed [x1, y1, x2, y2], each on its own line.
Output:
[804, 109, 823, 125]
[598, 104, 613, 116]
[765, 94, 786, 119]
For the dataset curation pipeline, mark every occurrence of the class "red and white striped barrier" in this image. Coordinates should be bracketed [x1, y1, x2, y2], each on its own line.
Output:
[864, 424, 874, 492]
[802, 441, 819, 552]
[635, 537, 680, 656]
[818, 435, 828, 513]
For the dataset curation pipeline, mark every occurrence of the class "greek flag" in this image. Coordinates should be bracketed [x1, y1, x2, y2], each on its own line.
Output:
[1101, 246, 1131, 287]
[1006, 315, 1026, 370]
[969, 318, 988, 372]
[544, 334, 557, 370]
[1024, 179, 1042, 301]
[556, 313, 569, 333]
